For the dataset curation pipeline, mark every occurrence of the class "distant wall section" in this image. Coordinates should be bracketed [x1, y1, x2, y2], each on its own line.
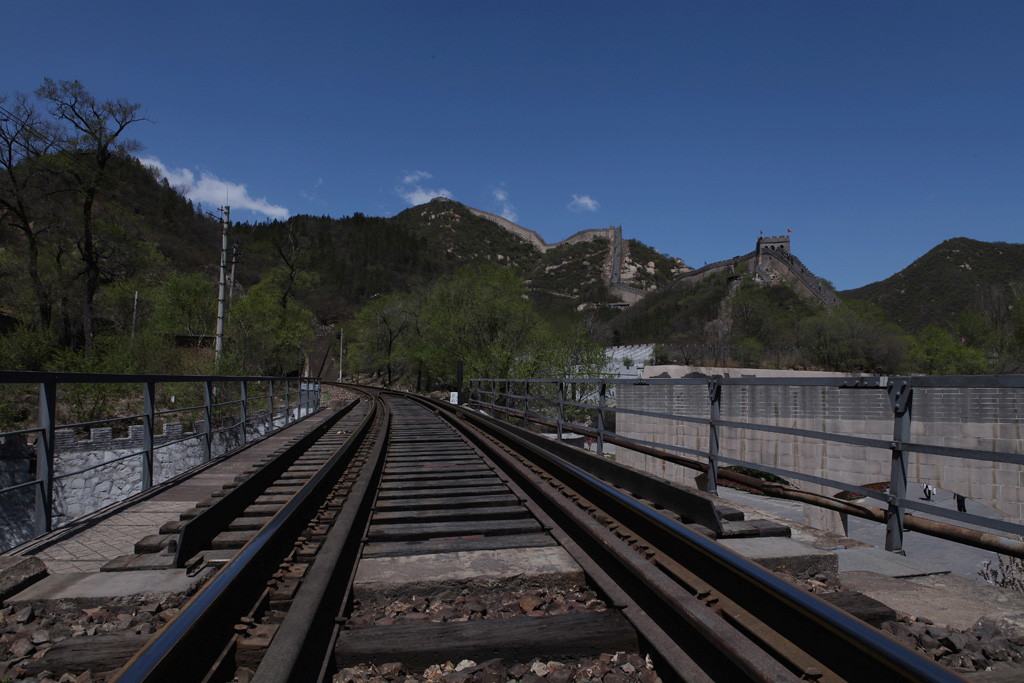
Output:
[670, 236, 838, 308]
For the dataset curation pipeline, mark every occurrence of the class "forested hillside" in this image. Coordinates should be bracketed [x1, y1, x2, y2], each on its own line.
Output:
[3, 81, 1022, 388]
[841, 238, 1024, 332]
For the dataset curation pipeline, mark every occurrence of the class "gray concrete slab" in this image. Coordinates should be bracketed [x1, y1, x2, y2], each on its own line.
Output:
[841, 571, 1024, 633]
[5, 568, 207, 605]
[834, 547, 949, 578]
[0, 556, 47, 601]
[718, 536, 838, 582]
[353, 546, 585, 600]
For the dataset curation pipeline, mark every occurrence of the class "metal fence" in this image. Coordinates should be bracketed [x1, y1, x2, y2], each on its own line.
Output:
[467, 374, 1024, 555]
[0, 371, 321, 537]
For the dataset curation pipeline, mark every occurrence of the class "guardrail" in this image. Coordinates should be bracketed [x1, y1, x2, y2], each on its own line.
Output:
[467, 374, 1024, 557]
[0, 371, 321, 538]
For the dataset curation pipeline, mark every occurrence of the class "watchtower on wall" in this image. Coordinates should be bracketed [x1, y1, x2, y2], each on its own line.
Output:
[756, 235, 790, 257]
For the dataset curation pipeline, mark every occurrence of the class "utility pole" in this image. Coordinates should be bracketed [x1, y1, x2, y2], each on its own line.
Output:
[228, 242, 242, 313]
[214, 206, 230, 363]
[342, 327, 350, 382]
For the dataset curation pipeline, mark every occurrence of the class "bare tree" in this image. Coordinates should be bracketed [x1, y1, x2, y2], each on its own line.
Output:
[35, 78, 147, 353]
[0, 91, 62, 326]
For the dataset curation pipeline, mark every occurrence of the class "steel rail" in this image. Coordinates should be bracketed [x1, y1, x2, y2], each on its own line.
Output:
[430, 397, 964, 682]
[112, 395, 378, 682]
[412, 395, 795, 681]
[251, 394, 390, 683]
[172, 398, 359, 567]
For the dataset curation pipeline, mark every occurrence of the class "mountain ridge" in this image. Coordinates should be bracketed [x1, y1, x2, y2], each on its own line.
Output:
[840, 237, 1024, 332]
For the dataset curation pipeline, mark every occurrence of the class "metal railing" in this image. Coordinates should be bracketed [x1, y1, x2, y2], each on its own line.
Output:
[0, 371, 321, 538]
[467, 374, 1024, 556]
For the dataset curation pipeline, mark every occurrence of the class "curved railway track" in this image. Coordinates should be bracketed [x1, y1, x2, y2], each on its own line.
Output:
[98, 388, 961, 683]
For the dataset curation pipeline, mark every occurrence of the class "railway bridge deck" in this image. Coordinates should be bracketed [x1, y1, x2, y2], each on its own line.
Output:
[0, 386, 1015, 681]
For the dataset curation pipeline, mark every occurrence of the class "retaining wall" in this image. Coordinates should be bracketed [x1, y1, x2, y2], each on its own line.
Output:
[615, 381, 1024, 532]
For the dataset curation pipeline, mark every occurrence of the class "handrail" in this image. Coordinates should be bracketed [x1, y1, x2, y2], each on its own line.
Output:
[0, 371, 321, 542]
[467, 374, 1024, 558]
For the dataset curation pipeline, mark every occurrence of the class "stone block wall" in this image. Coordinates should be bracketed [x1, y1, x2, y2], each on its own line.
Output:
[615, 381, 1024, 531]
[0, 437, 35, 553]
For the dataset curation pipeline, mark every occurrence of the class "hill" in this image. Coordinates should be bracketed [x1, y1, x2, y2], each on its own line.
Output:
[231, 198, 688, 325]
[841, 238, 1024, 332]
[5, 145, 1020, 379]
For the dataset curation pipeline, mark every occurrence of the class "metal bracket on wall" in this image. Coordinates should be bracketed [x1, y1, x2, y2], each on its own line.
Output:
[707, 379, 720, 403]
[887, 379, 911, 414]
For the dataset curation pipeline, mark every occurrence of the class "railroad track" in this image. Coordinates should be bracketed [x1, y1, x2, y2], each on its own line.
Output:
[24, 389, 963, 682]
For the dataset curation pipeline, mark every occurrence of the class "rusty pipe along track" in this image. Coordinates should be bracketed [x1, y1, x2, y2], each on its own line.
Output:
[418, 394, 964, 683]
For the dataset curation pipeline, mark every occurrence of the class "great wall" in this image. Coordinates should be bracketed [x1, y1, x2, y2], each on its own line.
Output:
[667, 235, 839, 307]
[468, 201, 840, 308]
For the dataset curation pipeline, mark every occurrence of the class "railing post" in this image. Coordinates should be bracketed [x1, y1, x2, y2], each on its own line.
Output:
[35, 377, 56, 536]
[885, 380, 913, 554]
[298, 378, 305, 418]
[597, 380, 606, 458]
[505, 380, 511, 422]
[142, 381, 155, 490]
[240, 380, 248, 444]
[285, 380, 292, 425]
[268, 379, 275, 430]
[524, 381, 530, 427]
[557, 381, 565, 441]
[203, 380, 213, 462]
[706, 379, 721, 495]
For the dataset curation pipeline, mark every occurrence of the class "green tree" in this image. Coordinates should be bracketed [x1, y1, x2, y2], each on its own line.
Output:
[151, 271, 217, 341]
[0, 91, 62, 328]
[419, 264, 542, 383]
[228, 274, 315, 375]
[350, 292, 416, 386]
[797, 303, 904, 373]
[906, 326, 988, 375]
[533, 318, 607, 379]
[36, 78, 147, 353]
[728, 281, 811, 368]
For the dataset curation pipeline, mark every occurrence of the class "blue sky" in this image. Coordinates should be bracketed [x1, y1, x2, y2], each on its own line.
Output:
[5, 1, 1022, 291]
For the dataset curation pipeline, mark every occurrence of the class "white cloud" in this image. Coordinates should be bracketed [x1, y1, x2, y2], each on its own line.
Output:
[400, 185, 452, 205]
[403, 170, 433, 184]
[398, 170, 451, 206]
[492, 186, 517, 222]
[139, 156, 290, 221]
[568, 194, 600, 213]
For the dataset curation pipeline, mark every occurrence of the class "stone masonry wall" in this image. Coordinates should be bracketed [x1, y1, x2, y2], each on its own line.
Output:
[615, 382, 1024, 532]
